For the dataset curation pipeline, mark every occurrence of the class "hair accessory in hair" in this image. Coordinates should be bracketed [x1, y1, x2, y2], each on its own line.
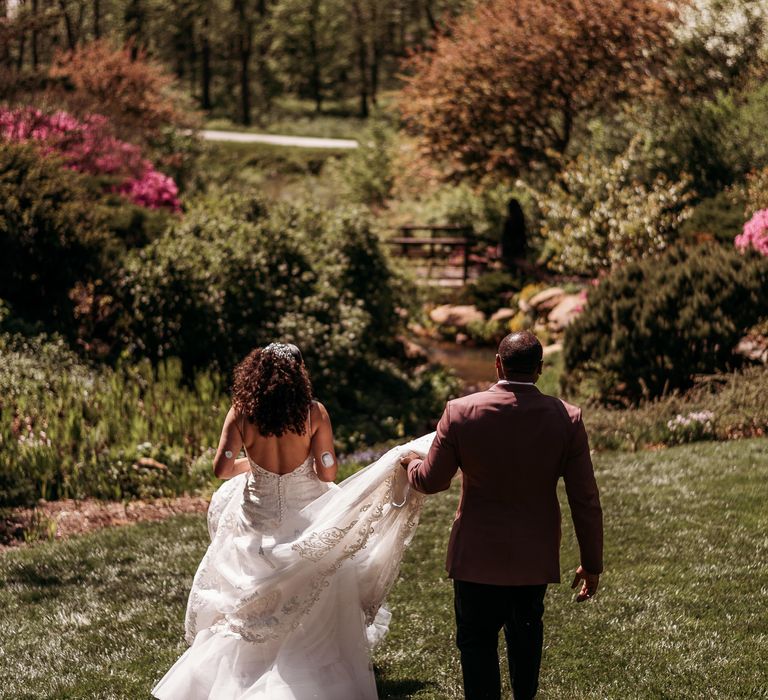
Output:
[263, 342, 299, 362]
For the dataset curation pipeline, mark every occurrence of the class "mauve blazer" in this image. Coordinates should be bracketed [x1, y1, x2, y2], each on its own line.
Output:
[406, 382, 603, 585]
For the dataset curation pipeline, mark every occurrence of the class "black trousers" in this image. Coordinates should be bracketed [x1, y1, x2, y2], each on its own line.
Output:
[453, 579, 547, 700]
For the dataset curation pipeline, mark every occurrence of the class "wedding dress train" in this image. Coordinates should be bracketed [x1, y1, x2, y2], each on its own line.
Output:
[152, 432, 433, 700]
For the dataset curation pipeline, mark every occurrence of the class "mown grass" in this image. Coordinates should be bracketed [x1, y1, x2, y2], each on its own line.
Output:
[1, 439, 767, 698]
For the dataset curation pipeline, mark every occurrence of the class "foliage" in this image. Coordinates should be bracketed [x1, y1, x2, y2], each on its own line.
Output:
[1, 0, 470, 124]
[268, 0, 350, 111]
[664, 0, 768, 100]
[585, 366, 768, 451]
[679, 188, 747, 244]
[743, 165, 768, 216]
[0, 142, 112, 327]
[459, 271, 521, 316]
[735, 208, 768, 256]
[399, 0, 678, 180]
[331, 115, 395, 206]
[0, 106, 181, 211]
[2, 439, 768, 697]
[47, 40, 197, 141]
[637, 81, 768, 197]
[0, 333, 228, 507]
[532, 141, 694, 276]
[390, 179, 533, 243]
[562, 243, 768, 403]
[117, 194, 455, 447]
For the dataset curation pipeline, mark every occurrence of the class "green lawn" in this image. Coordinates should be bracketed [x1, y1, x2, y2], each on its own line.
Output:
[1, 439, 767, 699]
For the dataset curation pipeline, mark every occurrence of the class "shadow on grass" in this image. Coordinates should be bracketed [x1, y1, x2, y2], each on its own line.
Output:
[376, 675, 433, 699]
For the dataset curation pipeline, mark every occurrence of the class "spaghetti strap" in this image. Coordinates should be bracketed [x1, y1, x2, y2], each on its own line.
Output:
[236, 412, 251, 462]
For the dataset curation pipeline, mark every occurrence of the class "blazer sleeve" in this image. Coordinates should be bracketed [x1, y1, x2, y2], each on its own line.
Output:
[563, 409, 604, 574]
[407, 402, 459, 494]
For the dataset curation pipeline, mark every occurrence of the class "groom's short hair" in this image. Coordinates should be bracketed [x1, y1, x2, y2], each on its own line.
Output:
[498, 331, 543, 375]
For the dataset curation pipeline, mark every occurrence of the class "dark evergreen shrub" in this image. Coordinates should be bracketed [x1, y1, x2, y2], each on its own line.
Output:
[0, 142, 111, 328]
[562, 243, 768, 403]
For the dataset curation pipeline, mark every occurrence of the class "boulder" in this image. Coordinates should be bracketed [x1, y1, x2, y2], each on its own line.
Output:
[734, 335, 768, 364]
[527, 287, 565, 313]
[490, 308, 517, 323]
[547, 293, 585, 332]
[429, 304, 485, 328]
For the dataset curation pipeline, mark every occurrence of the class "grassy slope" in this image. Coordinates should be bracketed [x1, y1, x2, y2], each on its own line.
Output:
[1, 439, 766, 699]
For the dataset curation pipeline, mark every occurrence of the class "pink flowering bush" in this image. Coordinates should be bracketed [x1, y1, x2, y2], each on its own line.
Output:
[0, 106, 180, 212]
[735, 209, 768, 256]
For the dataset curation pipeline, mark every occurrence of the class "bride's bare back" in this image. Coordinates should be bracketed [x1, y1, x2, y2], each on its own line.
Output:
[212, 400, 338, 481]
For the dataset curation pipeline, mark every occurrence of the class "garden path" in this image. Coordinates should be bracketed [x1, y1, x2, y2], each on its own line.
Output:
[200, 129, 358, 149]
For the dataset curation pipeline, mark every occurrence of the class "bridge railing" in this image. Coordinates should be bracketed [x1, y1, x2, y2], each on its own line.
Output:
[386, 225, 476, 286]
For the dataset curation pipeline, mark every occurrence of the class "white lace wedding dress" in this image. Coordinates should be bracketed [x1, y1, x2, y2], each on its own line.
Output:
[152, 432, 433, 700]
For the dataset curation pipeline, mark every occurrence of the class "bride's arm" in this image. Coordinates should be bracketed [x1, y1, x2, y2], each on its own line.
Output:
[212, 406, 251, 479]
[310, 401, 338, 482]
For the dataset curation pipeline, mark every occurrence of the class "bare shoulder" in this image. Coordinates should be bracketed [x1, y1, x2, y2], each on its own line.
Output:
[311, 399, 331, 424]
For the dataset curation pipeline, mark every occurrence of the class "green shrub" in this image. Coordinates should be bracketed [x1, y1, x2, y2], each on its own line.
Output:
[117, 193, 454, 449]
[585, 366, 768, 451]
[459, 271, 522, 316]
[679, 188, 747, 244]
[563, 243, 768, 403]
[0, 333, 228, 507]
[532, 139, 694, 276]
[392, 180, 533, 243]
[0, 142, 112, 328]
[332, 115, 395, 206]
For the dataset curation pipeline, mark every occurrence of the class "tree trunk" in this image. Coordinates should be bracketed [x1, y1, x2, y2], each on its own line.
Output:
[351, 0, 369, 118]
[16, 34, 25, 72]
[308, 0, 322, 113]
[254, 0, 272, 117]
[424, 0, 438, 33]
[369, 1, 380, 107]
[58, 0, 77, 50]
[125, 0, 144, 59]
[234, 0, 253, 126]
[201, 13, 212, 110]
[31, 0, 39, 69]
[93, 0, 101, 38]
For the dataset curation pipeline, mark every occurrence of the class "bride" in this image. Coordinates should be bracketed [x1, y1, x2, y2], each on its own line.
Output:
[152, 342, 432, 699]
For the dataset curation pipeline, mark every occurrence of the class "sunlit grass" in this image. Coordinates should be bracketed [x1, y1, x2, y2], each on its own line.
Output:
[1, 439, 766, 698]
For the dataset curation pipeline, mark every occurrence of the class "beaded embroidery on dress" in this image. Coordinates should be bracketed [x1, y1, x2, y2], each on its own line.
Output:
[152, 432, 433, 700]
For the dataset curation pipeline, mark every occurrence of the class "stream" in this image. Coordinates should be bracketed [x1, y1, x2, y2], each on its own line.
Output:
[414, 338, 498, 395]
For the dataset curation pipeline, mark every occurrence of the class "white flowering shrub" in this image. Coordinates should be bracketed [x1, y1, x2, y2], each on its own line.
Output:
[666, 410, 716, 444]
[532, 140, 694, 276]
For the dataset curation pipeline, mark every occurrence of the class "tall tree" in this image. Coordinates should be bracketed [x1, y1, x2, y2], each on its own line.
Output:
[124, 0, 146, 59]
[232, 0, 254, 124]
[400, 0, 680, 180]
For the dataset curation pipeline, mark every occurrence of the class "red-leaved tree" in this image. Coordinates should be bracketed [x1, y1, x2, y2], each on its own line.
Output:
[47, 40, 196, 140]
[399, 0, 680, 180]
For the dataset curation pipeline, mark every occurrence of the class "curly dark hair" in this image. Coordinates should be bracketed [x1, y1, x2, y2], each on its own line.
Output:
[232, 343, 313, 437]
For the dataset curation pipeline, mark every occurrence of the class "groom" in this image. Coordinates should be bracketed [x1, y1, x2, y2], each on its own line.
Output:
[400, 331, 603, 699]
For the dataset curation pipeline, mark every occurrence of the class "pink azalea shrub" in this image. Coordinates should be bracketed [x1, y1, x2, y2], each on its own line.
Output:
[0, 106, 180, 212]
[735, 209, 768, 256]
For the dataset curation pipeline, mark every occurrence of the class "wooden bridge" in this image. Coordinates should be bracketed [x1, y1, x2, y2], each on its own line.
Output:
[386, 224, 478, 287]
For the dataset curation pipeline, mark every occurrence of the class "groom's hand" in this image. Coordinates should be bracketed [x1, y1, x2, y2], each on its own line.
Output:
[399, 451, 421, 470]
[571, 565, 599, 602]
